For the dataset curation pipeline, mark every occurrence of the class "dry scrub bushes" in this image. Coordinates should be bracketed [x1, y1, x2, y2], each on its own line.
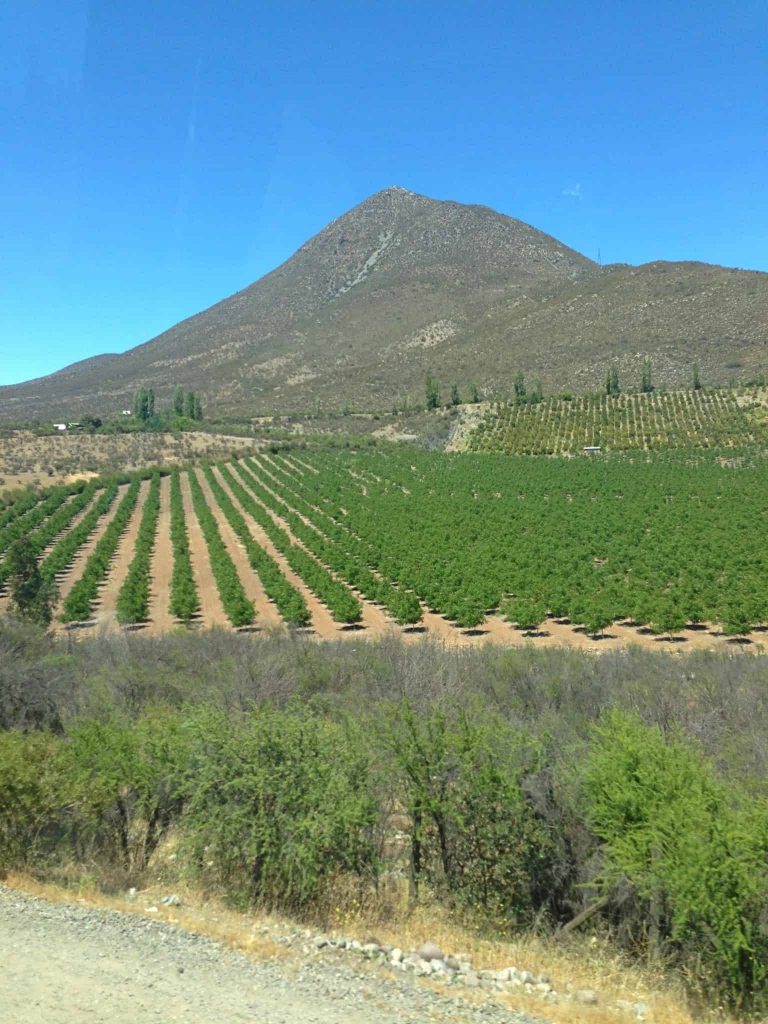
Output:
[4, 619, 768, 1011]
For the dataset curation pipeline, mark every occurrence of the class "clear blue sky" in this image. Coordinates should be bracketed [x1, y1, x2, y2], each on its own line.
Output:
[1, 1, 766, 385]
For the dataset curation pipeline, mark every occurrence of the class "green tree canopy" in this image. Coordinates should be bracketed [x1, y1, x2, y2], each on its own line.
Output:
[7, 538, 57, 626]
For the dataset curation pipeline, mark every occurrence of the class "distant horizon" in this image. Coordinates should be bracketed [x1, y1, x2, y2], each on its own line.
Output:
[2, 1, 766, 385]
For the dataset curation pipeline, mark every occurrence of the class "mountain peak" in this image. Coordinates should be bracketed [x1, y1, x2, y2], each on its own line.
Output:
[2, 187, 764, 423]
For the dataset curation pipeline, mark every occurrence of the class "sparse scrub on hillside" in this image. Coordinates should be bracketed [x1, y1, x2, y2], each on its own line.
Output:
[0, 429, 258, 491]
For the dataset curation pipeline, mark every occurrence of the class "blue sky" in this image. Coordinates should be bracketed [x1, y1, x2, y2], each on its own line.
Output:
[1, 1, 766, 385]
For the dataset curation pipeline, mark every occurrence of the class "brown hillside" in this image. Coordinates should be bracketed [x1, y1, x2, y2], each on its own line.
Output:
[1, 188, 766, 419]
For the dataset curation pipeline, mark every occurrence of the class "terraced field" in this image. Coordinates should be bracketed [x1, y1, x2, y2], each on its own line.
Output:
[462, 387, 768, 454]
[2, 449, 767, 653]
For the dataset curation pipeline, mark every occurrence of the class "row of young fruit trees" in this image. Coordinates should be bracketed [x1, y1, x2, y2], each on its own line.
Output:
[1, 447, 766, 638]
[468, 389, 768, 454]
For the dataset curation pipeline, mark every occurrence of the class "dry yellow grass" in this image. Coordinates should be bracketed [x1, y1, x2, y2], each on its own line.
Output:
[3, 871, 284, 962]
[322, 895, 710, 1024]
[3, 871, 737, 1024]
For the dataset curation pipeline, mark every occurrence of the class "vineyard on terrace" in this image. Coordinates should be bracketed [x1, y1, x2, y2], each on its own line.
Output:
[1, 449, 767, 647]
[465, 388, 768, 454]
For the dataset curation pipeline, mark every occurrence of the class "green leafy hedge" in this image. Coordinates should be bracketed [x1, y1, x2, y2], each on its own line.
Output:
[168, 470, 199, 622]
[116, 474, 161, 624]
[60, 480, 141, 622]
[204, 464, 309, 626]
[231, 460, 361, 625]
[186, 469, 254, 627]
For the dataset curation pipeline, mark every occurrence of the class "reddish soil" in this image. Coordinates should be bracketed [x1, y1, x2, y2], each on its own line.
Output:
[22, 460, 765, 656]
[224, 462, 395, 636]
[38, 490, 103, 561]
[211, 465, 350, 640]
[193, 467, 284, 634]
[179, 470, 228, 630]
[145, 474, 176, 634]
[0, 492, 99, 615]
[231, 459, 768, 655]
[50, 484, 130, 625]
[90, 480, 151, 631]
[245, 457, 394, 633]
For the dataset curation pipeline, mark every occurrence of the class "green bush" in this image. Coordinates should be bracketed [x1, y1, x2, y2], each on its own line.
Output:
[180, 706, 378, 909]
[0, 731, 69, 866]
[67, 710, 188, 873]
[583, 710, 768, 1010]
[381, 702, 555, 926]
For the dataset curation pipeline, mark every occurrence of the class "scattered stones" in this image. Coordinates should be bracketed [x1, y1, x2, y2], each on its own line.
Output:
[5, 881, 655, 1023]
[0, 884, 552, 1024]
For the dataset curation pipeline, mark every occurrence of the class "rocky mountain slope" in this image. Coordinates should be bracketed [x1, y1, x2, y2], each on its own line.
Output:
[2, 187, 766, 420]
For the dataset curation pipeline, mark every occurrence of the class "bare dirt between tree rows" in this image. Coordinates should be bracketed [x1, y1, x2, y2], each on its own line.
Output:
[49, 484, 130, 622]
[91, 480, 150, 630]
[194, 466, 284, 633]
[36, 467, 768, 654]
[145, 473, 177, 633]
[0, 886, 542, 1024]
[179, 469, 228, 630]
[0, 489, 103, 616]
[221, 461, 395, 636]
[209, 464, 346, 639]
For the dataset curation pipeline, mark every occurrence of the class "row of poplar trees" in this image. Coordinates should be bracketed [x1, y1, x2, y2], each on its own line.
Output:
[133, 387, 203, 422]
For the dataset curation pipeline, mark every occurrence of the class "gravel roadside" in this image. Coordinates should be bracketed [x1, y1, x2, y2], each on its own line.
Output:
[0, 886, 547, 1024]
